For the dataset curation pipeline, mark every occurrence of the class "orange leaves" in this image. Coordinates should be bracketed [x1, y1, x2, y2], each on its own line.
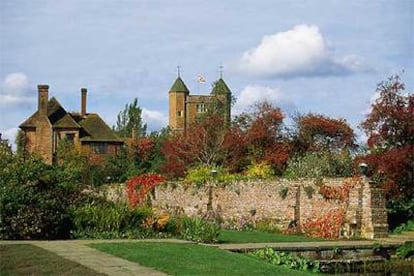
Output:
[319, 177, 359, 203]
[361, 75, 413, 149]
[358, 145, 414, 198]
[301, 209, 345, 239]
[126, 173, 165, 208]
[297, 113, 355, 152]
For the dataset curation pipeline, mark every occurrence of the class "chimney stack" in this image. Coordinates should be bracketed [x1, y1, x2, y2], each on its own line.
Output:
[81, 88, 87, 116]
[38, 84, 49, 115]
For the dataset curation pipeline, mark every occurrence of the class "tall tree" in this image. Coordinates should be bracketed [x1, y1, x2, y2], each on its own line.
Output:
[360, 75, 414, 201]
[113, 98, 147, 138]
[361, 75, 414, 149]
[229, 101, 290, 174]
[294, 113, 356, 154]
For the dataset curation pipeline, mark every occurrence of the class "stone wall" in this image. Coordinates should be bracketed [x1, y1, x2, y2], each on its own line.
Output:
[151, 177, 388, 239]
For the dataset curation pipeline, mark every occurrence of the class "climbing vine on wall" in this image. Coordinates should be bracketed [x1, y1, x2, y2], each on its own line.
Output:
[126, 173, 165, 208]
[319, 176, 360, 203]
[301, 208, 345, 238]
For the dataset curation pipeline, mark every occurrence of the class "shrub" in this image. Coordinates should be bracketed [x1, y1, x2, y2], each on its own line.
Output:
[0, 156, 82, 240]
[245, 162, 274, 179]
[393, 219, 414, 234]
[249, 248, 320, 273]
[396, 242, 414, 259]
[221, 216, 255, 231]
[185, 165, 236, 187]
[179, 216, 220, 243]
[70, 202, 154, 239]
[255, 219, 282, 233]
[284, 151, 353, 179]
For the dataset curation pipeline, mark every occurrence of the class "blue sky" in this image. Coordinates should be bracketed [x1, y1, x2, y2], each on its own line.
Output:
[1, 0, 413, 146]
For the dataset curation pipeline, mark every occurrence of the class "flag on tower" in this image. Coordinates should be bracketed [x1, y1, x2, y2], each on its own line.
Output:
[197, 74, 206, 84]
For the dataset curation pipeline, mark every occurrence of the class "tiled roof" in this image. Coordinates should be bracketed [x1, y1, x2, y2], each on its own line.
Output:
[54, 113, 81, 128]
[20, 97, 122, 143]
[169, 77, 189, 93]
[78, 113, 123, 142]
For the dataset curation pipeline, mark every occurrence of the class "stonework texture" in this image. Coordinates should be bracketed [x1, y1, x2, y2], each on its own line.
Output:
[151, 177, 388, 239]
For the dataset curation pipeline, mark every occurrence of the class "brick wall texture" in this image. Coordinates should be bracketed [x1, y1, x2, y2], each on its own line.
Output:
[150, 177, 388, 239]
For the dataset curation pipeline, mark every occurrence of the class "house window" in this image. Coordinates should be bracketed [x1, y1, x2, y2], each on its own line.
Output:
[65, 133, 75, 144]
[196, 103, 207, 113]
[91, 142, 107, 154]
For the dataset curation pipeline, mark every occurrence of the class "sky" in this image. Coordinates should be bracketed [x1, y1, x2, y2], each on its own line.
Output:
[1, 0, 413, 147]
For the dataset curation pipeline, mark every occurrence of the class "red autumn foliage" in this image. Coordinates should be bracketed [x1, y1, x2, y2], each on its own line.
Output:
[297, 113, 356, 153]
[126, 173, 165, 208]
[160, 115, 228, 178]
[319, 177, 360, 203]
[263, 142, 291, 174]
[222, 127, 249, 173]
[301, 208, 345, 239]
[243, 102, 290, 173]
[160, 136, 194, 179]
[356, 145, 414, 198]
[361, 75, 414, 149]
[137, 137, 156, 162]
[360, 75, 414, 199]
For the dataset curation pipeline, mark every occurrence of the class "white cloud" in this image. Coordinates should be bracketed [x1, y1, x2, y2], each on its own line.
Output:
[233, 24, 366, 78]
[0, 73, 34, 106]
[2, 73, 29, 94]
[142, 108, 168, 131]
[233, 85, 295, 115]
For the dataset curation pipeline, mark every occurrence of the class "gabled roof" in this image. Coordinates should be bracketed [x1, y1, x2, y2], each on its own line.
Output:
[169, 76, 189, 93]
[78, 113, 123, 142]
[211, 78, 231, 95]
[20, 97, 122, 143]
[20, 97, 80, 129]
[54, 113, 81, 128]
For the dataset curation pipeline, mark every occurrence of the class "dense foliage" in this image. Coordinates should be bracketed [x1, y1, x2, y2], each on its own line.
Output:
[359, 75, 413, 226]
[126, 173, 165, 208]
[0, 153, 84, 239]
[249, 248, 320, 273]
[113, 97, 147, 138]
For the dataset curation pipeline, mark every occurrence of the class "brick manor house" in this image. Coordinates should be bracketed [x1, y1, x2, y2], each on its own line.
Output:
[19, 85, 123, 164]
[168, 75, 232, 135]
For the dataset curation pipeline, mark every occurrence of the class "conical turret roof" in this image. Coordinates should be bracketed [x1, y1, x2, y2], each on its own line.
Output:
[169, 76, 189, 93]
[211, 78, 231, 95]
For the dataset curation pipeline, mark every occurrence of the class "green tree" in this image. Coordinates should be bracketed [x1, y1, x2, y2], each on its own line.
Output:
[113, 98, 147, 138]
[15, 130, 26, 157]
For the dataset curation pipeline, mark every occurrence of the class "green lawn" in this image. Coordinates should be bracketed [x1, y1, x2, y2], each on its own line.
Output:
[91, 242, 314, 275]
[219, 230, 324, 243]
[0, 244, 103, 276]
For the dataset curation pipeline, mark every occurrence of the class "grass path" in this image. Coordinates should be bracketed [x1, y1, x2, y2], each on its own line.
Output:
[91, 242, 313, 275]
[0, 244, 103, 276]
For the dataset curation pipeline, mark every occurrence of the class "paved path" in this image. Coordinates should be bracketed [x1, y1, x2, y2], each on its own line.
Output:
[215, 231, 414, 252]
[1, 239, 190, 276]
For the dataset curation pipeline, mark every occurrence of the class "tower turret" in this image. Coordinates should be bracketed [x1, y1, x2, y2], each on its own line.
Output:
[169, 76, 189, 134]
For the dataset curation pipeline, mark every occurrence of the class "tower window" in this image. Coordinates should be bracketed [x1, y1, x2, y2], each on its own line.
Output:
[196, 103, 207, 113]
[177, 110, 182, 117]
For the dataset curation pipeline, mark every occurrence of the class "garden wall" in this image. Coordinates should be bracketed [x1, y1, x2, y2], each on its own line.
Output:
[151, 177, 388, 239]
